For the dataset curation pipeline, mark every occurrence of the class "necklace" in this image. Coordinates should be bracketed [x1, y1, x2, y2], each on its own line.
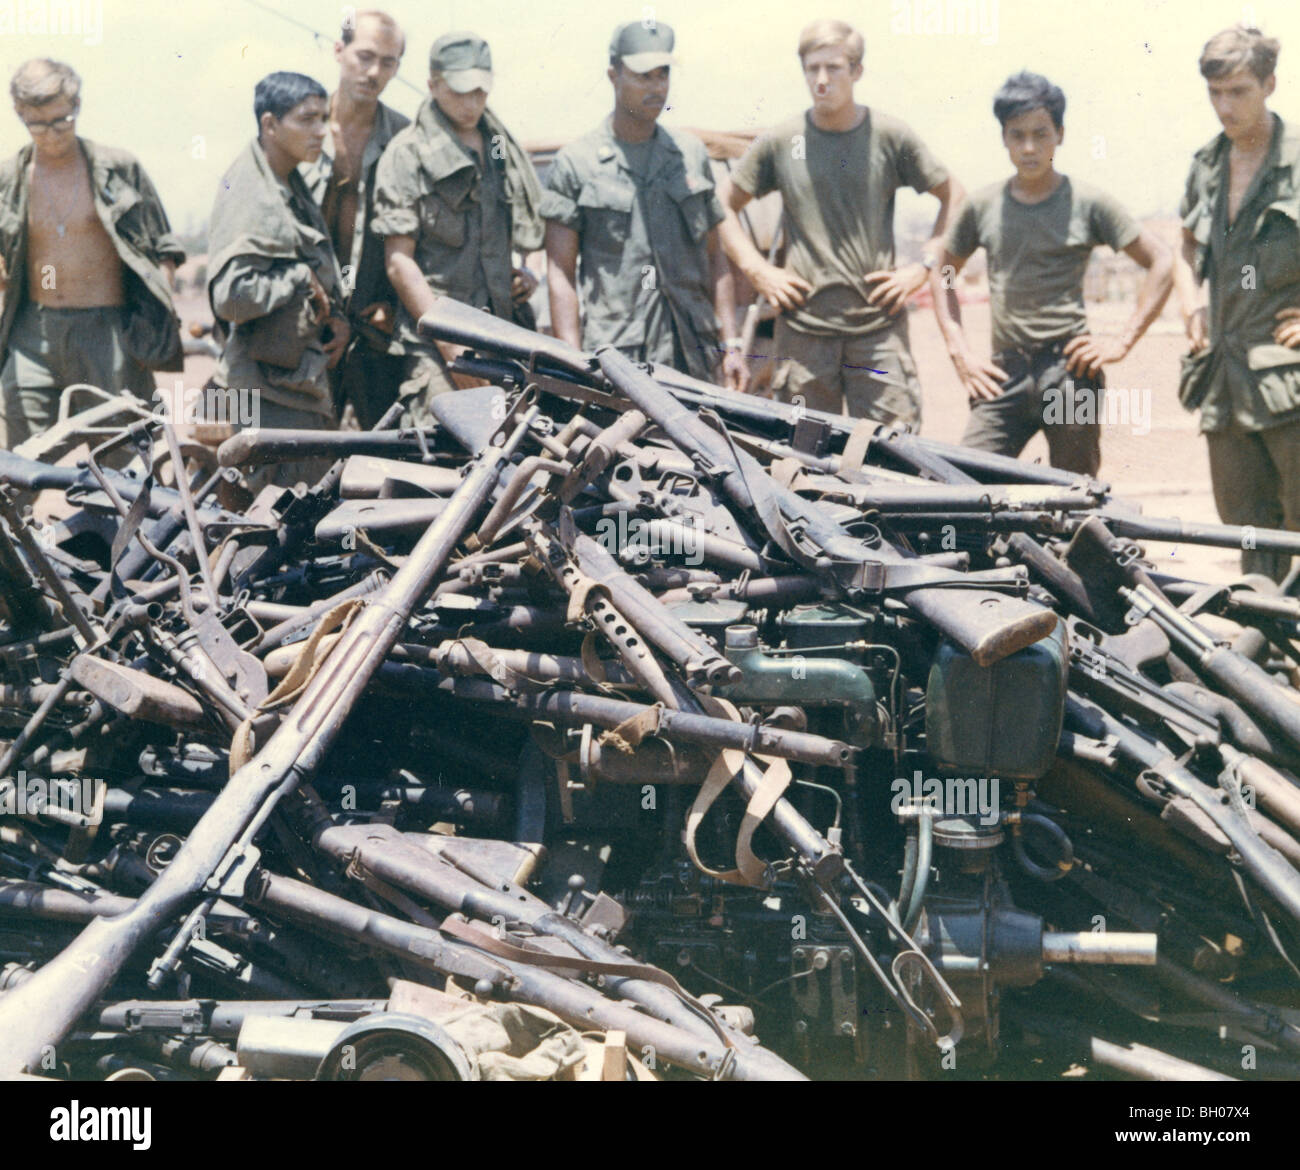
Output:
[34, 159, 85, 238]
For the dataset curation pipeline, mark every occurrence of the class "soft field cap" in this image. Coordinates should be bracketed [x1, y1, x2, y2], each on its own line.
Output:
[610, 21, 677, 72]
[431, 32, 494, 94]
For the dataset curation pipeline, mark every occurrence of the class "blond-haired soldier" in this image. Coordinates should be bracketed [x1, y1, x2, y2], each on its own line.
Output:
[722, 20, 961, 424]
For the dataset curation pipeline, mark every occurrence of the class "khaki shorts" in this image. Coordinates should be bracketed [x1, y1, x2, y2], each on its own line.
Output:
[0, 302, 154, 448]
[772, 316, 922, 425]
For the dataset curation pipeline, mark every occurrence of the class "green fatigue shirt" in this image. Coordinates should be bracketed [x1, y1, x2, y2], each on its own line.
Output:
[731, 109, 948, 338]
[300, 98, 409, 352]
[372, 99, 533, 354]
[944, 176, 1140, 355]
[1181, 114, 1300, 433]
[207, 140, 345, 420]
[0, 138, 185, 373]
[540, 118, 726, 381]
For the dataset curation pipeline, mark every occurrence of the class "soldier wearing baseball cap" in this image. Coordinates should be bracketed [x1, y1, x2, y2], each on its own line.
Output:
[609, 21, 678, 72]
[541, 20, 749, 391]
[430, 31, 494, 95]
[371, 32, 544, 424]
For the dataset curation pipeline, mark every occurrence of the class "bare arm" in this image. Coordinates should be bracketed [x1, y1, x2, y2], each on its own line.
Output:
[929, 248, 1008, 402]
[384, 235, 436, 322]
[865, 175, 966, 314]
[384, 235, 468, 379]
[1064, 229, 1174, 375]
[1174, 228, 1208, 353]
[545, 221, 582, 348]
[706, 224, 748, 393]
[1120, 231, 1174, 348]
[717, 179, 811, 312]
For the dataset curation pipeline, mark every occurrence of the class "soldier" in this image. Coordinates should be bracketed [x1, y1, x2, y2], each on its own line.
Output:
[542, 21, 748, 391]
[207, 72, 350, 490]
[0, 58, 184, 450]
[1175, 26, 1300, 583]
[930, 71, 1172, 476]
[721, 19, 958, 423]
[301, 8, 410, 429]
[373, 32, 543, 425]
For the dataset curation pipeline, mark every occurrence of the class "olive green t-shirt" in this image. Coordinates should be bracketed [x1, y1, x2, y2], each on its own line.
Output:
[731, 108, 948, 337]
[944, 176, 1140, 355]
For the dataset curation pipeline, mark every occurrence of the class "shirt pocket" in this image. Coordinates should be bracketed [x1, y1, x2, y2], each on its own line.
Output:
[1247, 342, 1300, 417]
[666, 172, 715, 244]
[1255, 206, 1300, 290]
[417, 192, 467, 248]
[577, 177, 635, 251]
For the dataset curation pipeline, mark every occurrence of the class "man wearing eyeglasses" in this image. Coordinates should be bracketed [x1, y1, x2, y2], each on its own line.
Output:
[0, 58, 184, 449]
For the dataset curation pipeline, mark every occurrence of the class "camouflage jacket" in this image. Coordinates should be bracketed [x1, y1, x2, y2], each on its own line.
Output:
[207, 140, 345, 419]
[372, 99, 543, 351]
[1181, 114, 1300, 432]
[540, 118, 724, 370]
[0, 137, 185, 371]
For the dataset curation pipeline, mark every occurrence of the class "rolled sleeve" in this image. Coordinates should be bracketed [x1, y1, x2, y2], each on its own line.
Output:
[211, 256, 313, 325]
[541, 152, 582, 229]
[703, 190, 725, 232]
[371, 145, 422, 238]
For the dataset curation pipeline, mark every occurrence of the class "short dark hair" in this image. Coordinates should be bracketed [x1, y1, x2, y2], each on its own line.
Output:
[993, 70, 1066, 130]
[254, 72, 327, 130]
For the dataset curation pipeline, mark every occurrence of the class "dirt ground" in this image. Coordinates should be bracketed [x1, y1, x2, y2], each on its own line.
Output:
[166, 288, 1245, 585]
[907, 297, 1242, 585]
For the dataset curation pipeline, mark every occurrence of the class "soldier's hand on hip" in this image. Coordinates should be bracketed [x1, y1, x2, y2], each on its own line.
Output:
[1183, 306, 1208, 354]
[864, 263, 926, 315]
[1063, 334, 1127, 377]
[749, 262, 811, 313]
[952, 349, 1008, 403]
[1274, 307, 1300, 350]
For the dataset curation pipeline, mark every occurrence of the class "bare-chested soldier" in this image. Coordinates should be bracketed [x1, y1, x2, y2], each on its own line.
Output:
[301, 9, 410, 428]
[0, 58, 184, 449]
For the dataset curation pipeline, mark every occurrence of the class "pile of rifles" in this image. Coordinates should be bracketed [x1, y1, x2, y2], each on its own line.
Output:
[2, 300, 1300, 1082]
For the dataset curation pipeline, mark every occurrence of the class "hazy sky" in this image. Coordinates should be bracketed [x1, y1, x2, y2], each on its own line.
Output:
[1, 0, 1297, 232]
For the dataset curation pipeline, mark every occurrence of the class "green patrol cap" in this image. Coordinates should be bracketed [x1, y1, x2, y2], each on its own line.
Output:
[430, 31, 493, 94]
[610, 20, 677, 72]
